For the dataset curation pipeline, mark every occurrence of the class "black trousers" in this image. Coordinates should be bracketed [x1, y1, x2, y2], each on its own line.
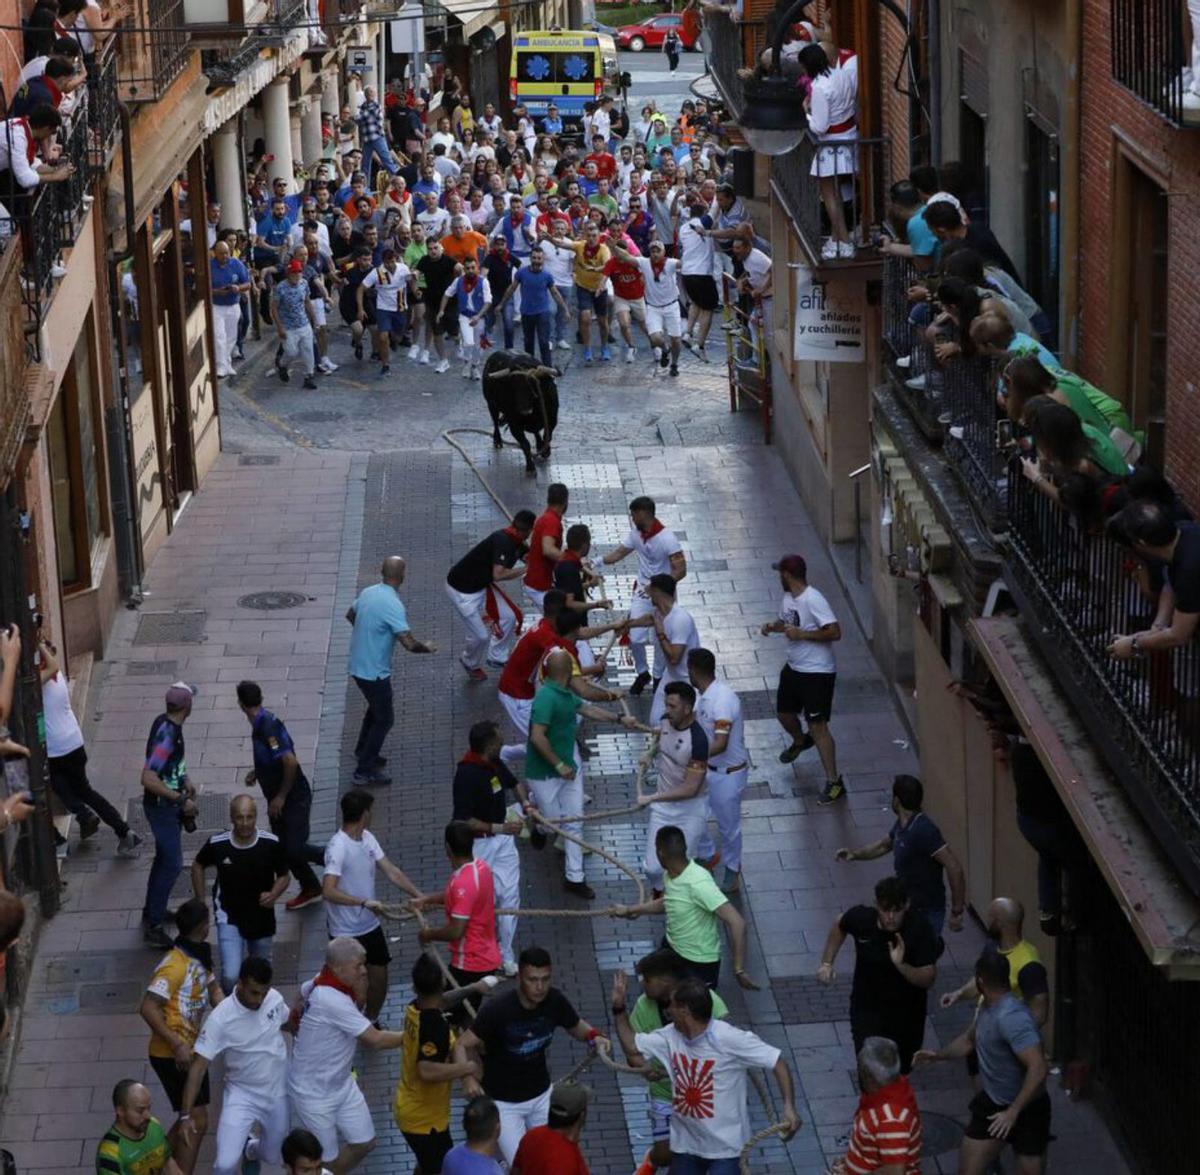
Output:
[47, 747, 129, 838]
[269, 782, 324, 891]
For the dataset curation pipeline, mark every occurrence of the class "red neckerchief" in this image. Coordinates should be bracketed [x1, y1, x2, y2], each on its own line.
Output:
[463, 274, 479, 292]
[485, 583, 524, 638]
[459, 750, 494, 768]
[493, 245, 510, 263]
[289, 965, 361, 1032]
[17, 118, 34, 164]
[638, 518, 666, 539]
[41, 77, 62, 106]
[583, 241, 601, 260]
[650, 256, 667, 279]
[558, 549, 582, 564]
[502, 525, 525, 545]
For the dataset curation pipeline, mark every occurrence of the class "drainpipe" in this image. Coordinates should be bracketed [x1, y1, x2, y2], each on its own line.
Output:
[928, 0, 942, 162]
[1059, 0, 1082, 369]
[103, 100, 145, 602]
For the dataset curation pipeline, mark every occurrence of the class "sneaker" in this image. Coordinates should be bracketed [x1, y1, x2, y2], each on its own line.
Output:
[467, 667, 487, 683]
[635, 1149, 657, 1175]
[895, 353, 912, 369]
[817, 777, 848, 805]
[324, 357, 339, 372]
[143, 923, 173, 949]
[820, 237, 840, 260]
[583, 348, 594, 365]
[455, 343, 465, 360]
[779, 732, 815, 763]
[78, 814, 101, 841]
[317, 356, 334, 373]
[117, 831, 143, 858]
[659, 350, 670, 369]
[408, 344, 422, 361]
[420, 350, 432, 365]
[600, 344, 612, 362]
[697, 346, 710, 364]
[435, 358, 450, 374]
[469, 364, 479, 380]
[352, 770, 392, 786]
[629, 670, 652, 696]
[721, 319, 738, 332]
[838, 240, 857, 258]
[905, 374, 927, 391]
[669, 363, 679, 377]
[302, 376, 317, 389]
[557, 338, 572, 350]
[285, 887, 323, 912]
[353, 341, 363, 360]
[625, 346, 635, 363]
[563, 879, 595, 900]
[501, 959, 519, 978]
[233, 348, 245, 362]
[276, 362, 289, 383]
[380, 364, 390, 377]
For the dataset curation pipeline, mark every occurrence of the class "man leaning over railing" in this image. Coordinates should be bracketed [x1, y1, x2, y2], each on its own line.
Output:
[0, 105, 75, 236]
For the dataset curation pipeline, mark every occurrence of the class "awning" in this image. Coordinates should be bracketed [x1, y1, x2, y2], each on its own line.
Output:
[438, 0, 498, 40]
[971, 616, 1200, 978]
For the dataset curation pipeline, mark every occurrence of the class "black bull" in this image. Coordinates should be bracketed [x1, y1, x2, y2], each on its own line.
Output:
[481, 350, 560, 474]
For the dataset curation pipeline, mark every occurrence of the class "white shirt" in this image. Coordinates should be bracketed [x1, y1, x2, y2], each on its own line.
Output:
[433, 155, 461, 180]
[362, 262, 411, 312]
[478, 114, 503, 136]
[0, 120, 42, 190]
[288, 980, 372, 1098]
[678, 216, 715, 276]
[324, 829, 384, 936]
[430, 130, 457, 153]
[696, 680, 746, 770]
[194, 986, 289, 1097]
[635, 1020, 782, 1159]
[653, 717, 709, 824]
[592, 109, 611, 142]
[540, 238, 575, 287]
[625, 523, 683, 587]
[657, 605, 700, 690]
[809, 54, 858, 136]
[289, 220, 331, 255]
[634, 256, 682, 308]
[418, 207, 450, 238]
[739, 247, 772, 295]
[780, 586, 838, 673]
[19, 56, 50, 84]
[42, 672, 84, 757]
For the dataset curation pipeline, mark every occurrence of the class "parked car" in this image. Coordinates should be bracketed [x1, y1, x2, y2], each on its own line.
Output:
[616, 13, 700, 52]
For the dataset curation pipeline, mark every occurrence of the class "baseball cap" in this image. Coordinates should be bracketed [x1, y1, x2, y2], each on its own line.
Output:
[772, 554, 808, 578]
[288, 260, 304, 273]
[549, 1082, 590, 1119]
[165, 681, 195, 710]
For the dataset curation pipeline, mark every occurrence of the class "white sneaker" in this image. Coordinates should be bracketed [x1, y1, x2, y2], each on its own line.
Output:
[461, 362, 472, 379]
[420, 350, 431, 365]
[469, 364, 479, 380]
[455, 343, 465, 360]
[434, 358, 450, 374]
[838, 240, 857, 259]
[501, 960, 519, 978]
[556, 338, 572, 351]
[697, 346, 710, 363]
[820, 237, 840, 260]
[625, 346, 635, 363]
[323, 357, 339, 372]
[408, 344, 421, 361]
[896, 354, 912, 369]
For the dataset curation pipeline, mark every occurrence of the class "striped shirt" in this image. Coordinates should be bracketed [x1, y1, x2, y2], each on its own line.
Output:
[843, 1076, 922, 1174]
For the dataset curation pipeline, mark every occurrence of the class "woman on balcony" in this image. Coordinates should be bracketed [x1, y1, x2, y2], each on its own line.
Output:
[799, 43, 859, 261]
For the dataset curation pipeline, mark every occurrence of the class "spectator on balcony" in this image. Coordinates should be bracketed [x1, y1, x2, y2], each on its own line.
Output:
[799, 44, 859, 261]
[9, 55, 86, 122]
[923, 199, 1021, 283]
[940, 247, 1037, 339]
[1107, 501, 1200, 661]
[942, 238, 1054, 345]
[1019, 397, 1130, 506]
[0, 104, 74, 215]
[881, 180, 937, 271]
[71, 0, 130, 60]
[210, 240, 251, 380]
[20, 34, 82, 86]
[999, 355, 1135, 442]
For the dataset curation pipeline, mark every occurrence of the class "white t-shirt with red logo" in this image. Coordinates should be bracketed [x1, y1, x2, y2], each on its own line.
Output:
[634, 1019, 781, 1159]
[445, 857, 501, 973]
[625, 523, 682, 587]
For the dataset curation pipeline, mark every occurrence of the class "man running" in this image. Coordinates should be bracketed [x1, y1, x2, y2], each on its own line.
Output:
[179, 957, 289, 1175]
[97, 1080, 181, 1175]
[523, 483, 569, 614]
[602, 497, 687, 695]
[609, 237, 682, 376]
[446, 514, 534, 680]
[762, 553, 845, 805]
[358, 247, 412, 376]
[440, 255, 492, 380]
[623, 574, 700, 725]
[453, 946, 609, 1164]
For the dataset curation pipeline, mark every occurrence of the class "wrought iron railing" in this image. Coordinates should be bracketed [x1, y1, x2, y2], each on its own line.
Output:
[881, 255, 943, 440]
[702, 11, 766, 119]
[940, 356, 1007, 532]
[1006, 464, 1200, 880]
[1111, 0, 1193, 126]
[87, 41, 122, 169]
[119, 0, 191, 101]
[771, 133, 889, 263]
[0, 244, 29, 486]
[54, 111, 92, 242]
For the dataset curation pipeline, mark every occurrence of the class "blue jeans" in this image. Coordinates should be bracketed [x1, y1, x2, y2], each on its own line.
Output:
[485, 298, 515, 348]
[522, 310, 553, 366]
[216, 923, 273, 994]
[670, 1156, 740, 1174]
[353, 675, 395, 775]
[142, 797, 183, 927]
[362, 134, 398, 181]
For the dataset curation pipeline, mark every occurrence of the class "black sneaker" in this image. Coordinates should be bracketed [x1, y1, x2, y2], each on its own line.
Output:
[354, 341, 363, 360]
[276, 363, 290, 383]
[779, 732, 815, 763]
[302, 376, 317, 389]
[143, 923, 174, 949]
[629, 670, 652, 696]
[669, 363, 679, 377]
[817, 777, 847, 805]
[352, 770, 391, 786]
[563, 879, 595, 900]
[78, 814, 101, 841]
[380, 364, 390, 376]
[659, 351, 670, 369]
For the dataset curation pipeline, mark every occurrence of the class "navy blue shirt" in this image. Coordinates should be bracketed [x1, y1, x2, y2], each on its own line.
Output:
[890, 811, 948, 913]
[251, 707, 308, 802]
[471, 986, 580, 1102]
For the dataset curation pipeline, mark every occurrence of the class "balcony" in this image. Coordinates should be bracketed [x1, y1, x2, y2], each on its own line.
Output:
[702, 10, 768, 123]
[118, 0, 191, 102]
[1111, 0, 1199, 127]
[0, 244, 28, 490]
[198, 0, 311, 87]
[771, 133, 888, 269]
[86, 41, 122, 168]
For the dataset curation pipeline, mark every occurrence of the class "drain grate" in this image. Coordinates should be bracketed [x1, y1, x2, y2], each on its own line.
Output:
[134, 611, 207, 646]
[124, 791, 234, 836]
[238, 591, 309, 611]
[126, 659, 179, 677]
[239, 454, 281, 466]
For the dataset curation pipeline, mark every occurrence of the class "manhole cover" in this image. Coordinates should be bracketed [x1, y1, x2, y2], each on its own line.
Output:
[239, 455, 281, 466]
[293, 409, 343, 423]
[126, 660, 178, 677]
[920, 1111, 964, 1155]
[238, 591, 308, 611]
[134, 611, 207, 645]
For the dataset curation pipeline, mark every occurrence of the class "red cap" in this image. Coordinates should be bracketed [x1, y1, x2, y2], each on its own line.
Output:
[772, 554, 807, 579]
[288, 260, 304, 273]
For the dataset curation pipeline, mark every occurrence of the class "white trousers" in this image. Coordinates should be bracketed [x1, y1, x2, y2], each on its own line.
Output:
[459, 314, 483, 364]
[290, 1079, 374, 1159]
[214, 1083, 289, 1174]
[499, 691, 532, 765]
[694, 765, 749, 872]
[445, 582, 518, 669]
[212, 302, 241, 376]
[524, 583, 546, 615]
[530, 768, 585, 882]
[473, 832, 520, 965]
[627, 589, 656, 644]
[495, 1086, 551, 1165]
[644, 802, 708, 890]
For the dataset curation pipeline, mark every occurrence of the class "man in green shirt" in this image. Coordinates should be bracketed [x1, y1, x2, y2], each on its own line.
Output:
[615, 824, 759, 991]
[526, 648, 644, 899]
[611, 948, 729, 1173]
[96, 1079, 181, 1175]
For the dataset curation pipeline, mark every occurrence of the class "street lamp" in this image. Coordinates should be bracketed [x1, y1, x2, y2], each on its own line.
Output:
[738, 0, 813, 156]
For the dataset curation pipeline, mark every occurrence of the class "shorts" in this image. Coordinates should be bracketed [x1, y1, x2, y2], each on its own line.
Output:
[375, 307, 406, 335]
[614, 294, 646, 318]
[310, 298, 327, 327]
[401, 1128, 452, 1172]
[575, 285, 609, 314]
[966, 1090, 1052, 1156]
[149, 1053, 211, 1111]
[429, 303, 458, 336]
[645, 302, 682, 338]
[649, 1098, 672, 1141]
[682, 274, 720, 312]
[291, 1079, 375, 1158]
[352, 925, 391, 967]
[775, 666, 836, 723]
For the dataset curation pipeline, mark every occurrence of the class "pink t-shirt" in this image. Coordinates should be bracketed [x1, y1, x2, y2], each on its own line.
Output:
[445, 858, 501, 973]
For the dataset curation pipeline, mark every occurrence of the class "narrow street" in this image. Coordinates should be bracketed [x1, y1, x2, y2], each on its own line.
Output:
[0, 52, 1132, 1175]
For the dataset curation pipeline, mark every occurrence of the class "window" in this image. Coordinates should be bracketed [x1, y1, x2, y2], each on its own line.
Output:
[1111, 0, 1190, 125]
[1024, 121, 1060, 347]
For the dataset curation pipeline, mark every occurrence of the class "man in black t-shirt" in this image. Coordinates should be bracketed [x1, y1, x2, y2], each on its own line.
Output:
[452, 720, 531, 975]
[816, 875, 938, 1072]
[339, 248, 376, 360]
[191, 794, 289, 993]
[923, 200, 1022, 282]
[445, 513, 534, 681]
[416, 238, 461, 372]
[452, 946, 609, 1166]
[552, 523, 613, 617]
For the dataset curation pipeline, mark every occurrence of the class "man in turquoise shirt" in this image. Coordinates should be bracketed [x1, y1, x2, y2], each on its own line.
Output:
[346, 556, 436, 785]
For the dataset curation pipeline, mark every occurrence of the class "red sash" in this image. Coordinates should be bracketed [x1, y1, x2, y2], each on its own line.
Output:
[484, 583, 523, 639]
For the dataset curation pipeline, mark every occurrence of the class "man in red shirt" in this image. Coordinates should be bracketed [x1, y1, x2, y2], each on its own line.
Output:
[603, 235, 648, 365]
[584, 134, 617, 182]
[834, 1036, 923, 1174]
[524, 483, 569, 612]
[415, 821, 501, 986]
[510, 1082, 590, 1174]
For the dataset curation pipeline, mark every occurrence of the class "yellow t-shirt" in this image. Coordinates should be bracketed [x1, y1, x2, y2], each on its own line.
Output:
[393, 1002, 454, 1134]
[1001, 938, 1042, 1000]
[145, 947, 211, 1059]
[571, 241, 611, 292]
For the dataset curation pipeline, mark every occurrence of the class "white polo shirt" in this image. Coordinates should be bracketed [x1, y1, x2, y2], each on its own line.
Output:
[695, 680, 746, 770]
[194, 986, 289, 1097]
[362, 262, 411, 313]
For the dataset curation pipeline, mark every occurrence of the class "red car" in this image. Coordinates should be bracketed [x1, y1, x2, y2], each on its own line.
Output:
[616, 13, 700, 52]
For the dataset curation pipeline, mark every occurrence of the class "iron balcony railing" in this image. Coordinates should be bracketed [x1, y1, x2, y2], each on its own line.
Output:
[881, 256, 945, 441]
[87, 41, 122, 169]
[702, 11, 766, 120]
[1111, 0, 1195, 127]
[119, 0, 191, 101]
[1006, 464, 1200, 883]
[940, 356, 1007, 532]
[54, 111, 92, 241]
[771, 132, 889, 265]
